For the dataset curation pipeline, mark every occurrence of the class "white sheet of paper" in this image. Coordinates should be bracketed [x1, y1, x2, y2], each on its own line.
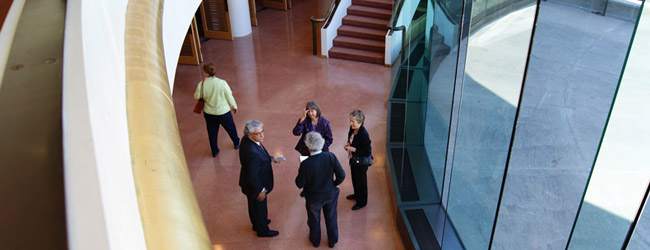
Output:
[273, 155, 286, 162]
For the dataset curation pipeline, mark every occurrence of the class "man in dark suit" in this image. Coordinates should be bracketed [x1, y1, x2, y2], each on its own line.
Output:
[239, 119, 281, 237]
[296, 132, 345, 248]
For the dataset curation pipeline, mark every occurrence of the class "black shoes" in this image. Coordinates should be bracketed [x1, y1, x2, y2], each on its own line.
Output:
[257, 230, 279, 237]
[252, 219, 272, 231]
[313, 240, 337, 247]
[349, 194, 365, 210]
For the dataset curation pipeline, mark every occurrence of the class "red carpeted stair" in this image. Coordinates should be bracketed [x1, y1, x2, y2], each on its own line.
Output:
[329, 0, 392, 65]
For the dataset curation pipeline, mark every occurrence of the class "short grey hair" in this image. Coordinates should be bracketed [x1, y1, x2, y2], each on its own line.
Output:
[244, 120, 263, 136]
[350, 109, 365, 124]
[304, 131, 325, 151]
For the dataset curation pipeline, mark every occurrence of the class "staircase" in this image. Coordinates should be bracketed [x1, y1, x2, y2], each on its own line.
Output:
[329, 0, 392, 65]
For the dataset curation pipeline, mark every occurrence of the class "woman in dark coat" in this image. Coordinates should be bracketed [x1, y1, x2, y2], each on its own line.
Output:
[344, 109, 372, 210]
[292, 101, 333, 156]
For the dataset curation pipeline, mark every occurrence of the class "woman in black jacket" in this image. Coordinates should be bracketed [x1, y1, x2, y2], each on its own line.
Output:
[343, 110, 372, 210]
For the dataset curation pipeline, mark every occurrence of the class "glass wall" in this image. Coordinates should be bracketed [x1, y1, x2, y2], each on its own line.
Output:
[444, 0, 536, 249]
[567, 2, 650, 249]
[387, 0, 649, 249]
[491, 0, 639, 248]
[389, 0, 442, 207]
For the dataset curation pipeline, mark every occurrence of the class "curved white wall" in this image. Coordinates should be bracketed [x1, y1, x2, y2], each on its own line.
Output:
[64, 0, 146, 249]
[64, 0, 207, 249]
[162, 0, 203, 91]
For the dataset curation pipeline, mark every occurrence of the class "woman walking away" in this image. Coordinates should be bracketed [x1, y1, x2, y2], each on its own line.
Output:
[194, 63, 240, 157]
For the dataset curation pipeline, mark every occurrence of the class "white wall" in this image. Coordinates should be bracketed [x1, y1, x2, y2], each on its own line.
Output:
[63, 0, 146, 249]
[162, 0, 202, 92]
[64, 0, 233, 248]
[320, 0, 351, 57]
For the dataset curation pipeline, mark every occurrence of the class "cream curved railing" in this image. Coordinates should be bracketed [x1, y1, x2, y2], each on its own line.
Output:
[124, 0, 211, 249]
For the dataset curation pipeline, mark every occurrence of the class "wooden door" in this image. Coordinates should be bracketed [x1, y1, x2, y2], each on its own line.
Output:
[200, 0, 233, 40]
[263, 0, 292, 10]
[249, 0, 257, 26]
[178, 17, 203, 65]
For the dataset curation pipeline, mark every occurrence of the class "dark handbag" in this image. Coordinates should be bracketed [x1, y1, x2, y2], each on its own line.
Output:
[193, 80, 205, 114]
[351, 155, 373, 167]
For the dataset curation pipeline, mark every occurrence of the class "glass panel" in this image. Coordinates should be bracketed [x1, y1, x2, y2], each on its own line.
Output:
[443, 0, 537, 249]
[568, 1, 650, 249]
[389, 0, 441, 206]
[628, 196, 650, 250]
[490, 0, 639, 248]
[424, 0, 462, 207]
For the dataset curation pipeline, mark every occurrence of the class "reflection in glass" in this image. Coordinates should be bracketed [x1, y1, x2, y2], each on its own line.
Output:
[491, 0, 639, 248]
[443, 0, 536, 249]
[389, 0, 441, 206]
[424, 0, 461, 206]
[568, 1, 650, 249]
[386, 0, 650, 249]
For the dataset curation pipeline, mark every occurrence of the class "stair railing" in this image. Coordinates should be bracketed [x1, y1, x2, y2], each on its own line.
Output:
[387, 0, 406, 32]
[387, 0, 406, 62]
[310, 0, 341, 55]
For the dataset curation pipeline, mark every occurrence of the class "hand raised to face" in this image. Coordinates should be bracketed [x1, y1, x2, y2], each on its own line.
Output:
[299, 109, 308, 122]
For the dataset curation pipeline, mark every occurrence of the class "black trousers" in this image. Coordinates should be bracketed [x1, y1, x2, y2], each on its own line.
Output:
[203, 111, 239, 156]
[350, 162, 368, 206]
[246, 194, 270, 232]
[306, 189, 339, 245]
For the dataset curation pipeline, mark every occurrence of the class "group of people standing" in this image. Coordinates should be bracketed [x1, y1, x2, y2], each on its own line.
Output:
[194, 64, 373, 248]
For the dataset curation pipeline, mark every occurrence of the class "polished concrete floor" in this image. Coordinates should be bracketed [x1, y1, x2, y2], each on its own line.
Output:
[172, 1, 403, 249]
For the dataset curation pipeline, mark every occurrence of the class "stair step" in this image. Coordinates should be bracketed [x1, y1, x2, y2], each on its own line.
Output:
[329, 47, 384, 65]
[348, 5, 392, 20]
[338, 25, 386, 41]
[352, 0, 393, 10]
[334, 36, 385, 52]
[343, 15, 389, 30]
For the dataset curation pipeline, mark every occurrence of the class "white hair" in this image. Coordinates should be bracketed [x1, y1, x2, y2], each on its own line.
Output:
[244, 120, 263, 136]
[304, 131, 325, 151]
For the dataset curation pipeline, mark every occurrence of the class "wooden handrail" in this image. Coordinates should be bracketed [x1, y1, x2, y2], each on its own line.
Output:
[310, 0, 341, 55]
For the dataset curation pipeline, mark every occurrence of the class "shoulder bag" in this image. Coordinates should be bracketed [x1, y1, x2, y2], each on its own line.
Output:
[351, 155, 373, 167]
[193, 79, 205, 114]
